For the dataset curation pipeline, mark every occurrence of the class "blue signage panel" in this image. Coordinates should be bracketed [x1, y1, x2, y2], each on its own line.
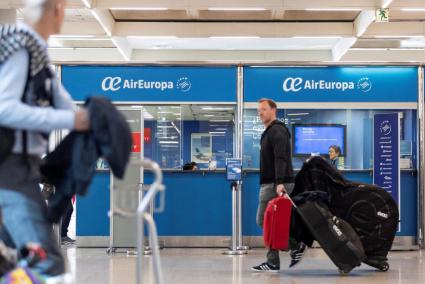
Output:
[373, 113, 400, 230]
[244, 66, 418, 102]
[62, 66, 237, 102]
[226, 158, 242, 181]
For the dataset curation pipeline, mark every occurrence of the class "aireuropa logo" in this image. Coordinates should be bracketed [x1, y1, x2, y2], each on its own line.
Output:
[357, 77, 372, 92]
[380, 120, 392, 136]
[101, 76, 192, 92]
[102, 77, 122, 91]
[282, 76, 373, 93]
[176, 77, 192, 92]
[283, 77, 303, 92]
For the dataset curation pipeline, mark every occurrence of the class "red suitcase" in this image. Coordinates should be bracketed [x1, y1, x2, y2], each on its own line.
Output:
[263, 195, 292, 250]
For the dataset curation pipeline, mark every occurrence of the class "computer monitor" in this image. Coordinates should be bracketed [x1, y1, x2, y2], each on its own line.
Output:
[400, 140, 412, 156]
[292, 124, 346, 157]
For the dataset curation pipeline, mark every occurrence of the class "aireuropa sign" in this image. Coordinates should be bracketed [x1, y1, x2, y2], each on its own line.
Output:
[62, 66, 236, 102]
[244, 66, 417, 102]
[282, 77, 372, 93]
[100, 76, 192, 92]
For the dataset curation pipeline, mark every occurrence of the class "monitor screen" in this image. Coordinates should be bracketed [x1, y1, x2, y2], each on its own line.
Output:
[400, 140, 412, 156]
[292, 124, 346, 156]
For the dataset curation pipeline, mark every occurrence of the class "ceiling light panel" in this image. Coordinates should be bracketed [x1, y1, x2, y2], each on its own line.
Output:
[305, 8, 361, 11]
[110, 7, 168, 11]
[207, 8, 267, 11]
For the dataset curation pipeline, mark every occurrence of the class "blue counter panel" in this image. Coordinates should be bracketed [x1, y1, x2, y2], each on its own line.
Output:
[77, 172, 233, 236]
[242, 173, 262, 236]
[76, 171, 417, 238]
[76, 172, 110, 236]
[146, 172, 233, 236]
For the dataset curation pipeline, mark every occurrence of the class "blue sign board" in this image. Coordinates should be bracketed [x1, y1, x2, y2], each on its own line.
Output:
[62, 66, 237, 102]
[373, 113, 400, 229]
[226, 158, 242, 181]
[244, 66, 418, 102]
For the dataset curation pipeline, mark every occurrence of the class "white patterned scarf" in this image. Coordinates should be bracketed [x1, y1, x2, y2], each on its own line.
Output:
[0, 24, 50, 78]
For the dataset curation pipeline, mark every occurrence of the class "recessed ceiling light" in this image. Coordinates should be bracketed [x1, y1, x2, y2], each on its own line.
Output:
[292, 36, 341, 39]
[51, 35, 96, 38]
[400, 8, 425, 12]
[159, 141, 179, 144]
[209, 36, 260, 39]
[207, 7, 267, 11]
[305, 8, 361, 11]
[350, 48, 388, 51]
[202, 107, 234, 110]
[110, 7, 168, 11]
[372, 35, 425, 38]
[400, 39, 425, 48]
[47, 47, 76, 50]
[49, 38, 111, 42]
[135, 36, 178, 39]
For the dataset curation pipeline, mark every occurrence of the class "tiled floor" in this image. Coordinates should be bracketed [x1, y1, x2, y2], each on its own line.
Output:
[64, 247, 424, 284]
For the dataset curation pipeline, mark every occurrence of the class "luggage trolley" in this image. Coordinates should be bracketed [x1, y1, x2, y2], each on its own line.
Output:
[110, 159, 166, 284]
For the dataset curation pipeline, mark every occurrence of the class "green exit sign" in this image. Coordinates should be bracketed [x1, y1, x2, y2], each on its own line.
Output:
[376, 8, 390, 22]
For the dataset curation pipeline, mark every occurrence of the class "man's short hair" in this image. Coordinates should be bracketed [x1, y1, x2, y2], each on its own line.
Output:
[258, 98, 277, 109]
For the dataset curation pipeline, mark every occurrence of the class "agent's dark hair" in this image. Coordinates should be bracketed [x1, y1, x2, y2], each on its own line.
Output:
[183, 162, 197, 170]
[329, 145, 341, 156]
[258, 98, 277, 109]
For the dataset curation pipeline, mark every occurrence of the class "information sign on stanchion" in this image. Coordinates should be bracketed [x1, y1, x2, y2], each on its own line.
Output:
[223, 158, 248, 255]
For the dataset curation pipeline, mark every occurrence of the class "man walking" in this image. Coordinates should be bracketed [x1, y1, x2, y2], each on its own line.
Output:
[0, 0, 89, 281]
[251, 98, 306, 272]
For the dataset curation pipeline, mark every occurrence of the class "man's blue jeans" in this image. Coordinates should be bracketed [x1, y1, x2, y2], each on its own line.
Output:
[0, 189, 65, 276]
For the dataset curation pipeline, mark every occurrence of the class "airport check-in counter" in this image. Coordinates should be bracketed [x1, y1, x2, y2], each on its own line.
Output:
[61, 65, 421, 249]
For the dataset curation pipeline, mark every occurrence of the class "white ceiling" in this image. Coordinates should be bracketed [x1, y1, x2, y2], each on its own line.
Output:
[126, 37, 340, 51]
[2, 0, 425, 63]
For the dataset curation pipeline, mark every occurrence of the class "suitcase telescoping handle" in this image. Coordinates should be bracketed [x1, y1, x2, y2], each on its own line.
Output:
[282, 193, 297, 209]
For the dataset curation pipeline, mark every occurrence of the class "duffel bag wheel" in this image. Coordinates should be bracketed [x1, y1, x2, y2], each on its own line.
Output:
[379, 262, 389, 272]
[338, 269, 350, 276]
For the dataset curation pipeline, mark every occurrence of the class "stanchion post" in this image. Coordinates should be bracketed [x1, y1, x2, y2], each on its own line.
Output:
[223, 181, 247, 255]
[236, 181, 249, 251]
[223, 67, 249, 255]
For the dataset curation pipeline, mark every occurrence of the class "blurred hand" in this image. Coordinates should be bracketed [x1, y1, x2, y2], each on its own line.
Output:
[276, 184, 287, 196]
[74, 109, 90, 131]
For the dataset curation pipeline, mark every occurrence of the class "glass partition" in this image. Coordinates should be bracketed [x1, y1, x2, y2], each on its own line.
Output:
[243, 108, 417, 170]
[142, 105, 236, 169]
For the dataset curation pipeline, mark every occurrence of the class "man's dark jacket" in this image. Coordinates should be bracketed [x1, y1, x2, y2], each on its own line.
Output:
[260, 120, 294, 185]
[40, 96, 132, 222]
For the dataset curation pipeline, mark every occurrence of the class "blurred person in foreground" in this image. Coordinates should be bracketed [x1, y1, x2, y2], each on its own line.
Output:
[0, 0, 89, 282]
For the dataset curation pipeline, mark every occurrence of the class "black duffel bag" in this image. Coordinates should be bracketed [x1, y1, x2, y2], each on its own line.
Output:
[330, 183, 399, 270]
